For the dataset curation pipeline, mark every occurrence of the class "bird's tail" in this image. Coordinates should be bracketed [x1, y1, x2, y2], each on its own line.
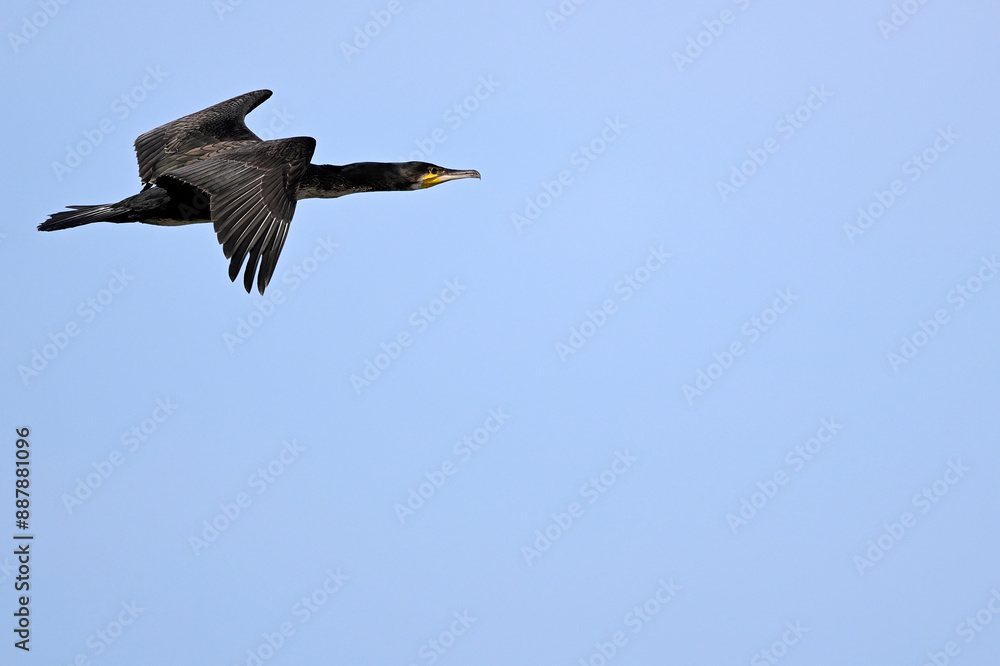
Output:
[38, 204, 127, 231]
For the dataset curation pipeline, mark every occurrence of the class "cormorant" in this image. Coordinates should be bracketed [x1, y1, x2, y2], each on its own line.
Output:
[39, 90, 480, 294]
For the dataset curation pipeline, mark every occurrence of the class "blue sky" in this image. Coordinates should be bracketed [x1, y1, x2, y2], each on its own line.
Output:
[2, 0, 1000, 664]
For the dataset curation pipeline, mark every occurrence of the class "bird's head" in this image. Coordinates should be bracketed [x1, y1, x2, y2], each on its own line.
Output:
[394, 162, 481, 190]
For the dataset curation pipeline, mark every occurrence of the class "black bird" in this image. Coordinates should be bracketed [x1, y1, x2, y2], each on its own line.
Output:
[40, 90, 480, 294]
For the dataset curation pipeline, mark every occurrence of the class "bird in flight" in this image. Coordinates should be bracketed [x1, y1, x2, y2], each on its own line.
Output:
[39, 90, 480, 294]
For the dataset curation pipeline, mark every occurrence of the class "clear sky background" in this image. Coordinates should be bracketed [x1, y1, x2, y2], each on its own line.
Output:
[2, 1, 999, 664]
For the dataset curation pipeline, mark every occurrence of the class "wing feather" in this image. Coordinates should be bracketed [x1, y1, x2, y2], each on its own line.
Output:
[257, 223, 290, 294]
[158, 136, 315, 294]
[134, 90, 272, 184]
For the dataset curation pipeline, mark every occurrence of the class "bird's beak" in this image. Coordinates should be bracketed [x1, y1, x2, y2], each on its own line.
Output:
[422, 168, 481, 188]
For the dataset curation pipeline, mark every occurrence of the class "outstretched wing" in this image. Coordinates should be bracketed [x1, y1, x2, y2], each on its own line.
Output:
[158, 137, 316, 294]
[134, 90, 272, 185]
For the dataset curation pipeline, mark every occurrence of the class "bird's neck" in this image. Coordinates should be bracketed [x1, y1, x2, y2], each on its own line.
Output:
[297, 163, 400, 199]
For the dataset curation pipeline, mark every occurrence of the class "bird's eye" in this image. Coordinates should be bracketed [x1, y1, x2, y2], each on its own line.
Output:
[429, 168, 439, 175]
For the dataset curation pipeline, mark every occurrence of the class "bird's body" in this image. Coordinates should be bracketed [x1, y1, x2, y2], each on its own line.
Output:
[40, 90, 480, 293]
